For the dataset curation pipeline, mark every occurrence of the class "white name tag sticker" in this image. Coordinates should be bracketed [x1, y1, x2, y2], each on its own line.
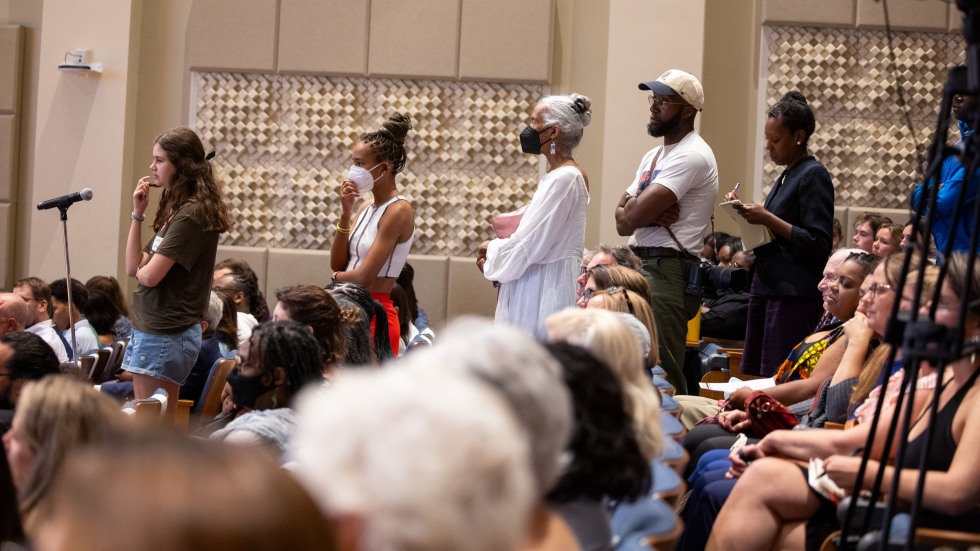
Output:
[151, 235, 164, 252]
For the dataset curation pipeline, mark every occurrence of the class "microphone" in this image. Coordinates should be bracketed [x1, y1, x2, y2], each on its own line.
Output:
[37, 188, 94, 210]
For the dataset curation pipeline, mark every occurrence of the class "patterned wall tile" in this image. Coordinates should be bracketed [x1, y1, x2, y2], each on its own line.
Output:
[193, 73, 546, 256]
[764, 26, 965, 211]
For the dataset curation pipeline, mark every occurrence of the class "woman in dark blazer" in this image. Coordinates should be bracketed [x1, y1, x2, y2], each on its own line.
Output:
[727, 91, 835, 377]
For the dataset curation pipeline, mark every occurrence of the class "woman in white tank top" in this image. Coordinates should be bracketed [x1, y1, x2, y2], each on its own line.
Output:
[330, 114, 416, 357]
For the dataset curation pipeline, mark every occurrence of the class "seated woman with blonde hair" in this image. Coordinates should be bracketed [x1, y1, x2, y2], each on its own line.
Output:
[577, 264, 650, 308]
[546, 307, 663, 460]
[586, 286, 659, 368]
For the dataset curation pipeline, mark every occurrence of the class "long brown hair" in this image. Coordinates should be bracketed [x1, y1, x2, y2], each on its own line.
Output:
[151, 127, 231, 233]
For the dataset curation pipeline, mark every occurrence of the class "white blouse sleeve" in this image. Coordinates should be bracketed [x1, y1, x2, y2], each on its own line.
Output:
[483, 169, 585, 283]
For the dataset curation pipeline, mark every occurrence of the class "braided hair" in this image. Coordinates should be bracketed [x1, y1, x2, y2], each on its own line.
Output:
[767, 91, 816, 147]
[360, 113, 412, 174]
[250, 320, 324, 405]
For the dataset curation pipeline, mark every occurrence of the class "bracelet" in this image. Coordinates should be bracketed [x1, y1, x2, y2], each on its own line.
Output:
[131, 212, 145, 222]
[335, 222, 351, 234]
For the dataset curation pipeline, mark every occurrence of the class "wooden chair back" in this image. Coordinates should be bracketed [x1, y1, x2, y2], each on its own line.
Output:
[197, 358, 236, 420]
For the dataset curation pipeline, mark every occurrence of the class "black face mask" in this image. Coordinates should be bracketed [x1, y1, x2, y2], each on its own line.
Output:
[520, 125, 553, 155]
[226, 368, 274, 409]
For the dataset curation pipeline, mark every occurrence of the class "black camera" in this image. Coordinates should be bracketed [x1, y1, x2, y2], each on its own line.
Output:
[685, 259, 749, 297]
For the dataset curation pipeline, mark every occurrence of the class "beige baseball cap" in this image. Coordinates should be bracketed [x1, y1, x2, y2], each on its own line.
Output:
[638, 69, 704, 111]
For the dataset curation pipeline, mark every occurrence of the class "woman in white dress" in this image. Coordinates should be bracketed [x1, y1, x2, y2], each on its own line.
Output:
[477, 94, 592, 339]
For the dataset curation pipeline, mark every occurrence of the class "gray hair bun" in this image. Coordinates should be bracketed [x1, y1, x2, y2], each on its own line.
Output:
[570, 94, 592, 127]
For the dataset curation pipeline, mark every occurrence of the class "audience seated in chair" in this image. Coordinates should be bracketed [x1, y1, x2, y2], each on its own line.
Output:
[585, 286, 660, 369]
[547, 307, 663, 461]
[2, 375, 125, 543]
[49, 278, 100, 357]
[326, 281, 394, 365]
[212, 257, 271, 345]
[419, 316, 579, 551]
[11, 278, 69, 363]
[706, 252, 980, 550]
[292, 361, 534, 551]
[0, 332, 62, 434]
[273, 285, 358, 374]
[205, 320, 324, 436]
[84, 275, 132, 341]
[36, 431, 335, 551]
[546, 342, 653, 551]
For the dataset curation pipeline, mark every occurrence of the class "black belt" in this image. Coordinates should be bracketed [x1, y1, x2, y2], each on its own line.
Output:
[630, 245, 692, 259]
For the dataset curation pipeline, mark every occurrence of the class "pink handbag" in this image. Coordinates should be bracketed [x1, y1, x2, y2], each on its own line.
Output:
[491, 206, 528, 238]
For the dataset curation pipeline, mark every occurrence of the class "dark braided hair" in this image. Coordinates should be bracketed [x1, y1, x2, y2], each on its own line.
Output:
[326, 281, 394, 363]
[251, 320, 324, 406]
[767, 91, 816, 147]
[360, 113, 412, 174]
[214, 258, 271, 323]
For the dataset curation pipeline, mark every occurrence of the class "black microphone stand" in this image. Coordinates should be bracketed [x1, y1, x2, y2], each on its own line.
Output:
[57, 204, 79, 370]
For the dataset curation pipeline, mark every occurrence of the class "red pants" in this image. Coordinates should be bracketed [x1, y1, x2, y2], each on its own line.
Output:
[369, 292, 400, 357]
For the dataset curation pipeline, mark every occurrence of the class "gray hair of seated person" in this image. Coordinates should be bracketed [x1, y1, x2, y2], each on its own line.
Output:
[594, 243, 644, 272]
[420, 316, 572, 496]
[545, 307, 663, 461]
[292, 365, 534, 551]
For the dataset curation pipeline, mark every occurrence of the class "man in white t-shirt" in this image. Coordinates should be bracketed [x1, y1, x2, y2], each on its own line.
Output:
[12, 277, 70, 363]
[614, 69, 719, 394]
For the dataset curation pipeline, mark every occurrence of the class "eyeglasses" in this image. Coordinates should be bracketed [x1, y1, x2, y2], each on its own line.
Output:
[580, 288, 595, 303]
[648, 96, 686, 110]
[868, 282, 894, 298]
[212, 286, 239, 294]
[607, 286, 635, 315]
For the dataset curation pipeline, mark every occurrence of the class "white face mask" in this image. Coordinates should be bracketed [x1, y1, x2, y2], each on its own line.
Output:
[347, 162, 384, 193]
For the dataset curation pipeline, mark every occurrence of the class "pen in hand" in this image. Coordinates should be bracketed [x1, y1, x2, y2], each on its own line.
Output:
[726, 182, 741, 202]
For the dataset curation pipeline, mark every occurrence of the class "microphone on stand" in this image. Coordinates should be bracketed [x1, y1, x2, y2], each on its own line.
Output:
[37, 188, 94, 210]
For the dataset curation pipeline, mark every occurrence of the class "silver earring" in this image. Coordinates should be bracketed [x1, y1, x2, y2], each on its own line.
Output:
[796, 142, 801, 145]
[550, 141, 556, 155]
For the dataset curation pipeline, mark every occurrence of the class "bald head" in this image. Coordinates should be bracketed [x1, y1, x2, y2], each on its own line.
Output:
[0, 293, 30, 335]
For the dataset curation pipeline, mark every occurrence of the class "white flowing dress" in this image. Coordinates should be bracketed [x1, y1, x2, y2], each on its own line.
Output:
[483, 165, 589, 339]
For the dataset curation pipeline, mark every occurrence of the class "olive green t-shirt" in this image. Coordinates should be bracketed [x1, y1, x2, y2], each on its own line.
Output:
[131, 203, 219, 334]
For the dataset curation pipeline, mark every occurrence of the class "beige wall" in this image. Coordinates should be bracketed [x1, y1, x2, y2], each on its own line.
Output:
[10, 0, 139, 288]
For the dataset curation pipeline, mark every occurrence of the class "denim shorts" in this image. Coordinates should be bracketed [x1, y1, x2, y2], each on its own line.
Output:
[122, 325, 201, 385]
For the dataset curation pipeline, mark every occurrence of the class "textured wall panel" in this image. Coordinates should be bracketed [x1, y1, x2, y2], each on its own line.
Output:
[762, 0, 855, 27]
[458, 0, 553, 82]
[368, 0, 460, 78]
[764, 26, 964, 211]
[188, 0, 278, 71]
[194, 73, 546, 257]
[856, 0, 948, 31]
[278, 0, 369, 75]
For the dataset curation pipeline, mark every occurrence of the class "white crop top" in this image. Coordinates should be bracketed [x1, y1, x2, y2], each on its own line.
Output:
[346, 195, 415, 278]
